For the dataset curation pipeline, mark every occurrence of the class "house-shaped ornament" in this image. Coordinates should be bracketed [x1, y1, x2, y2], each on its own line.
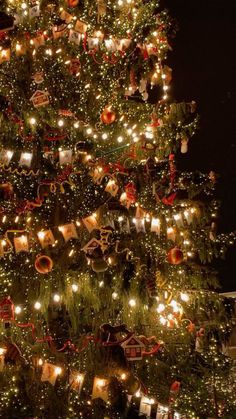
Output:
[82, 238, 101, 257]
[121, 335, 145, 361]
[30, 90, 49, 108]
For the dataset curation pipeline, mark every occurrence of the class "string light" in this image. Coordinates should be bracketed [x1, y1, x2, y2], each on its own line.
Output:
[34, 302, 41, 310]
[53, 294, 61, 303]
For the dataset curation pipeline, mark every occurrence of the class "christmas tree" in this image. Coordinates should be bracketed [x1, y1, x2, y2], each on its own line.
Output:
[0, 1, 235, 418]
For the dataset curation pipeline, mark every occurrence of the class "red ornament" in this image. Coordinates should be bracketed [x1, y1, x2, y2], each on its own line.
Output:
[167, 248, 183, 265]
[68, 59, 81, 76]
[66, 0, 79, 7]
[187, 322, 196, 333]
[0, 297, 14, 322]
[100, 107, 116, 125]
[170, 380, 181, 393]
[35, 255, 53, 274]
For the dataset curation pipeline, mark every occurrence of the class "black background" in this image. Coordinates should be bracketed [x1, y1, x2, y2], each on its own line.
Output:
[163, 0, 236, 291]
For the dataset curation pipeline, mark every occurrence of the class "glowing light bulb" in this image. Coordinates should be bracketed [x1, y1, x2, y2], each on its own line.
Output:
[180, 292, 189, 302]
[38, 358, 43, 366]
[72, 284, 78, 292]
[157, 303, 165, 313]
[15, 306, 22, 314]
[112, 292, 118, 300]
[58, 119, 64, 127]
[120, 373, 127, 380]
[129, 299, 136, 307]
[34, 301, 41, 310]
[53, 294, 60, 303]
[29, 117, 36, 125]
[55, 366, 62, 375]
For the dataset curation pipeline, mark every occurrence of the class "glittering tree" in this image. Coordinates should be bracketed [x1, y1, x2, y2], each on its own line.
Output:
[0, 1, 235, 418]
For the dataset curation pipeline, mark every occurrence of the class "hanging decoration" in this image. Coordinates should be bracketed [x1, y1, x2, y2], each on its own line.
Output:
[34, 254, 53, 274]
[167, 248, 184, 265]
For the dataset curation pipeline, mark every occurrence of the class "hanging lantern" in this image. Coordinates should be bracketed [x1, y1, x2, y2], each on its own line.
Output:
[35, 255, 53, 274]
[167, 248, 183, 265]
[0, 297, 14, 323]
[100, 107, 116, 125]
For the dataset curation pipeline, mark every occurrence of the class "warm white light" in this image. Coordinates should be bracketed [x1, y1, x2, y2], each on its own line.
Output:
[34, 301, 41, 310]
[170, 300, 178, 310]
[180, 292, 189, 302]
[55, 366, 62, 375]
[159, 316, 167, 325]
[58, 119, 64, 127]
[102, 133, 108, 140]
[29, 117, 36, 125]
[97, 378, 106, 387]
[53, 294, 61, 303]
[72, 284, 78, 292]
[37, 231, 45, 240]
[157, 303, 165, 313]
[15, 306, 22, 314]
[76, 374, 83, 382]
[6, 150, 13, 160]
[120, 373, 127, 380]
[112, 292, 118, 300]
[129, 299, 136, 307]
[0, 347, 6, 356]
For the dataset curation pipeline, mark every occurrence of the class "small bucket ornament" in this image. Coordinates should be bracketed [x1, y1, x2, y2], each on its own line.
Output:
[35, 254, 53, 274]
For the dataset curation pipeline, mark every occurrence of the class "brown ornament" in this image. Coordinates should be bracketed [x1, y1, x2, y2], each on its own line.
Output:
[167, 248, 183, 265]
[100, 107, 116, 125]
[92, 259, 108, 273]
[35, 254, 53, 274]
[0, 183, 14, 200]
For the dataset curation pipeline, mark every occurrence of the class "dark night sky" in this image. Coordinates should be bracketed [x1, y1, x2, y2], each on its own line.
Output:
[163, 0, 236, 291]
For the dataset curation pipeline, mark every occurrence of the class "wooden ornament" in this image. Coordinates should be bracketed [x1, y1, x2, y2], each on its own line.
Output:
[35, 254, 53, 274]
[121, 335, 145, 361]
[101, 107, 116, 125]
[167, 248, 183, 265]
[0, 297, 14, 323]
[30, 90, 49, 108]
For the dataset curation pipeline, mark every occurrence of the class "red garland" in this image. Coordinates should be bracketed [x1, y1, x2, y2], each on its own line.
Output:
[15, 322, 161, 357]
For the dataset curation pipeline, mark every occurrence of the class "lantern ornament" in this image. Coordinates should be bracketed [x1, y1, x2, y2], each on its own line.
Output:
[167, 248, 184, 265]
[35, 254, 53, 274]
[0, 296, 14, 323]
[100, 107, 116, 125]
